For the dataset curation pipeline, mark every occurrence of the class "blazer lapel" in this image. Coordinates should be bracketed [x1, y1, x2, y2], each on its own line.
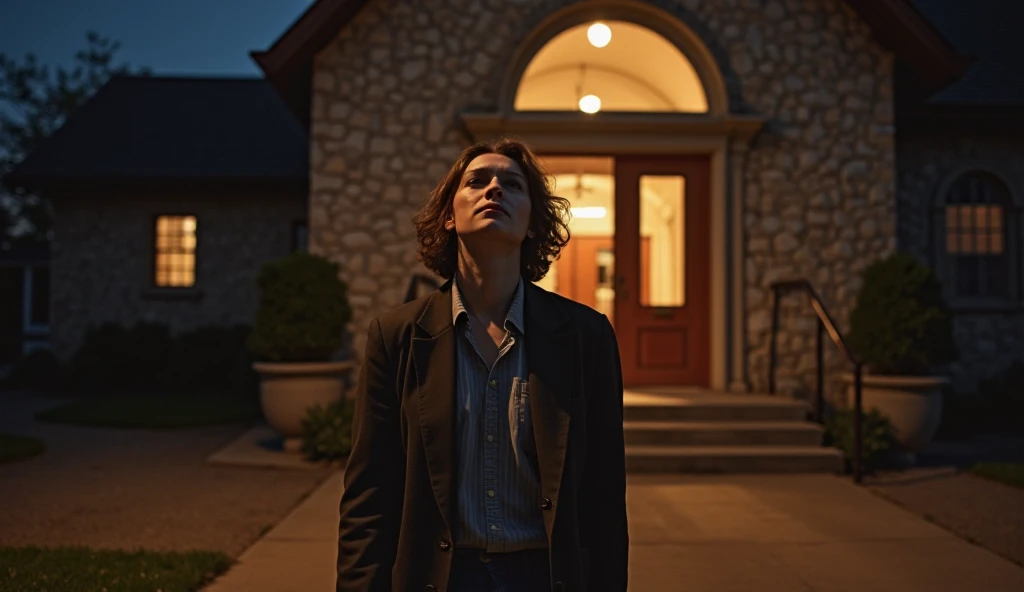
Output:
[525, 284, 575, 542]
[413, 284, 457, 533]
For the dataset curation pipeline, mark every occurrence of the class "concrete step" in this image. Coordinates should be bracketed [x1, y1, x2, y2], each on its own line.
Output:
[625, 445, 844, 474]
[623, 420, 824, 447]
[623, 395, 809, 422]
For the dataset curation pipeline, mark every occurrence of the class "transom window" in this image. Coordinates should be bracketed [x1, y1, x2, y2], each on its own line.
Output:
[154, 215, 197, 288]
[938, 172, 1015, 302]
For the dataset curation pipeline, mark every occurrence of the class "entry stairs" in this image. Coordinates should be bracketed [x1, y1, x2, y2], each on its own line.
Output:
[624, 388, 844, 473]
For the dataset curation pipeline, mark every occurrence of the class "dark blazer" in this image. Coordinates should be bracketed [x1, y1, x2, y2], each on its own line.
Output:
[337, 280, 628, 592]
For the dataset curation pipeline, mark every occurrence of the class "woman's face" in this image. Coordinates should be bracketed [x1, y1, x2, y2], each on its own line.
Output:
[445, 152, 533, 249]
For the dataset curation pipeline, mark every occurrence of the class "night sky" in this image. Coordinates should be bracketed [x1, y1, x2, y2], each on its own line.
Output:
[0, 0, 316, 76]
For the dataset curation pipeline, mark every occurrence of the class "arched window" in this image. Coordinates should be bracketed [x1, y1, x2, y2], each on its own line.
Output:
[936, 171, 1017, 303]
[514, 21, 708, 114]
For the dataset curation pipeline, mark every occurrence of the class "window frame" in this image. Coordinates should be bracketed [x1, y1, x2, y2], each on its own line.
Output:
[931, 168, 1022, 311]
[150, 213, 200, 291]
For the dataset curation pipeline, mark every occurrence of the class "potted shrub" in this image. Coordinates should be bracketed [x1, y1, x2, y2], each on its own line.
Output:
[247, 252, 354, 449]
[844, 253, 959, 455]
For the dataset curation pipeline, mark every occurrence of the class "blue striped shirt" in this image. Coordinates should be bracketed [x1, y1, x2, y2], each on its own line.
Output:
[451, 278, 547, 552]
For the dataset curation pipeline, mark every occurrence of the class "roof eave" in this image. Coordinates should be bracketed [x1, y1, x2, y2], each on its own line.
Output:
[257, 0, 972, 116]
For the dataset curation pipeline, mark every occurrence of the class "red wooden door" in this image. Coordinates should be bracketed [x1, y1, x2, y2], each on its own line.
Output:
[614, 156, 711, 386]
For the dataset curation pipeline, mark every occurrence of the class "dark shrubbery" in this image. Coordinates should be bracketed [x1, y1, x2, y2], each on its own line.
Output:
[247, 252, 352, 363]
[847, 253, 958, 376]
[70, 322, 177, 393]
[824, 407, 895, 473]
[300, 399, 356, 461]
[5, 348, 63, 390]
[36, 322, 259, 398]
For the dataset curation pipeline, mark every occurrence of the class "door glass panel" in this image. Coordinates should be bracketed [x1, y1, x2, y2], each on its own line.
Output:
[639, 175, 685, 307]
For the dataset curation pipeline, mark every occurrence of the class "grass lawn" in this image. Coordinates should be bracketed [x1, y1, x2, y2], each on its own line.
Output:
[0, 433, 45, 464]
[35, 393, 259, 429]
[970, 462, 1024, 489]
[0, 546, 232, 592]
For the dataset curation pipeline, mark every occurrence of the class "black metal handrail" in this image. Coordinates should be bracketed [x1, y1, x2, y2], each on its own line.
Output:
[769, 278, 865, 484]
[404, 273, 441, 303]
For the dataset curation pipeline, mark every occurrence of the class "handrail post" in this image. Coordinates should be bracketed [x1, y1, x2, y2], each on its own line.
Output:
[768, 286, 780, 395]
[816, 319, 824, 424]
[853, 363, 864, 484]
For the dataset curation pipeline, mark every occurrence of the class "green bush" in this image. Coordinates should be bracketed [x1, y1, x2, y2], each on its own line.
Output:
[300, 399, 356, 461]
[63, 322, 257, 398]
[247, 252, 352, 363]
[974, 361, 1024, 435]
[824, 407, 895, 472]
[70, 322, 176, 393]
[167, 324, 258, 398]
[6, 348, 62, 390]
[847, 253, 958, 376]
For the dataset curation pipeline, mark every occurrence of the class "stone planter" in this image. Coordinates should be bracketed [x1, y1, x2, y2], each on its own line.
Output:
[842, 373, 947, 453]
[253, 360, 355, 450]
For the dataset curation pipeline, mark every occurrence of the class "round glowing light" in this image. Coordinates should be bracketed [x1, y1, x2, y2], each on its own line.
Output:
[578, 94, 602, 114]
[587, 22, 612, 48]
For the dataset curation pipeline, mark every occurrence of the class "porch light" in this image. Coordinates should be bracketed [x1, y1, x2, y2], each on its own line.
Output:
[587, 23, 611, 48]
[571, 206, 607, 219]
[578, 94, 602, 114]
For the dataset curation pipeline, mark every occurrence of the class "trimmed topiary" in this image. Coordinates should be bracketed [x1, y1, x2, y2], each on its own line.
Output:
[847, 253, 958, 376]
[247, 252, 352, 363]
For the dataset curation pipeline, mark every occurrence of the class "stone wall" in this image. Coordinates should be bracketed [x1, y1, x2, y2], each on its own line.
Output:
[310, 0, 898, 396]
[896, 129, 1024, 393]
[50, 190, 306, 360]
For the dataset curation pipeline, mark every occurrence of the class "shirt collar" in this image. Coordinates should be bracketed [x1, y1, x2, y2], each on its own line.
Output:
[451, 277, 526, 335]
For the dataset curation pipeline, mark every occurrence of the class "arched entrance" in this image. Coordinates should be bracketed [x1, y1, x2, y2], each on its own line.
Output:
[461, 2, 765, 389]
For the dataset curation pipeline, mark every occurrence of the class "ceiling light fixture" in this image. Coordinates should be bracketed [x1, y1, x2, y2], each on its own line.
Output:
[587, 22, 612, 48]
[578, 94, 602, 114]
[571, 206, 608, 219]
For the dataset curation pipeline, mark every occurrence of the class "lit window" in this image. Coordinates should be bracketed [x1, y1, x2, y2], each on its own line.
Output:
[154, 215, 197, 287]
[939, 172, 1014, 301]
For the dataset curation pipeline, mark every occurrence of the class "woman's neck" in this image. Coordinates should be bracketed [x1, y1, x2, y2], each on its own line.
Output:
[454, 243, 521, 323]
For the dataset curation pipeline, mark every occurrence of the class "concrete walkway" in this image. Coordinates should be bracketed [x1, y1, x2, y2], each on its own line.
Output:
[203, 472, 1024, 592]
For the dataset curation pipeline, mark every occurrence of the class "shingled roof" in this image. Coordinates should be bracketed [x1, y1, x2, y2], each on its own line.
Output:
[6, 76, 308, 191]
[910, 0, 1024, 105]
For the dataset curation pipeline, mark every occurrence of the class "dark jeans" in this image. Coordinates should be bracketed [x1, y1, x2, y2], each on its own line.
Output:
[448, 548, 550, 592]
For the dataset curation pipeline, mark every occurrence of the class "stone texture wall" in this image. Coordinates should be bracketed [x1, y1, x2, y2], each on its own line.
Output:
[310, 0, 897, 396]
[50, 190, 306, 360]
[896, 129, 1024, 393]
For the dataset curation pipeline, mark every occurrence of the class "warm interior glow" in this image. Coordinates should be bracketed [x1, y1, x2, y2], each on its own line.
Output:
[587, 23, 611, 48]
[515, 21, 708, 112]
[155, 215, 197, 288]
[578, 94, 602, 114]
[571, 206, 608, 219]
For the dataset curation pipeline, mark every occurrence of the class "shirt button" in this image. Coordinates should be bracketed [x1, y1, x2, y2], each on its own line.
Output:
[486, 434, 494, 442]
[438, 539, 451, 551]
[540, 497, 552, 510]
[489, 379, 497, 387]
[490, 524, 498, 531]
[487, 490, 495, 498]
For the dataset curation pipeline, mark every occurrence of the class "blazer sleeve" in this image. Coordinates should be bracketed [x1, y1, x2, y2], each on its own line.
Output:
[337, 317, 405, 592]
[588, 314, 629, 591]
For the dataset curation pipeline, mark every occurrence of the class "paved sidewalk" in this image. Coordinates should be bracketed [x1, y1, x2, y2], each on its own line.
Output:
[203, 472, 1024, 592]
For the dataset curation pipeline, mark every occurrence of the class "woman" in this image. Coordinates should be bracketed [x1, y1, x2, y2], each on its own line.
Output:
[337, 137, 628, 592]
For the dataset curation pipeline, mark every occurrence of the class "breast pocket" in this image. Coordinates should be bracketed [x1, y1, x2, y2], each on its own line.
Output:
[508, 377, 532, 453]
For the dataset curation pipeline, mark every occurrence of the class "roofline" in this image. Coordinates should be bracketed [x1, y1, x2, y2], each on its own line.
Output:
[254, 0, 972, 122]
[844, 0, 973, 91]
[5, 174, 309, 198]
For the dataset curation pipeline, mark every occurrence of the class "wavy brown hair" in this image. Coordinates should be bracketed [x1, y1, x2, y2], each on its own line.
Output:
[413, 137, 571, 281]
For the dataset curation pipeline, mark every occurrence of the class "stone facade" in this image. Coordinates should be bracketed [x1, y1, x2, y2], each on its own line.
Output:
[896, 129, 1024, 393]
[310, 0, 897, 395]
[50, 190, 306, 360]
